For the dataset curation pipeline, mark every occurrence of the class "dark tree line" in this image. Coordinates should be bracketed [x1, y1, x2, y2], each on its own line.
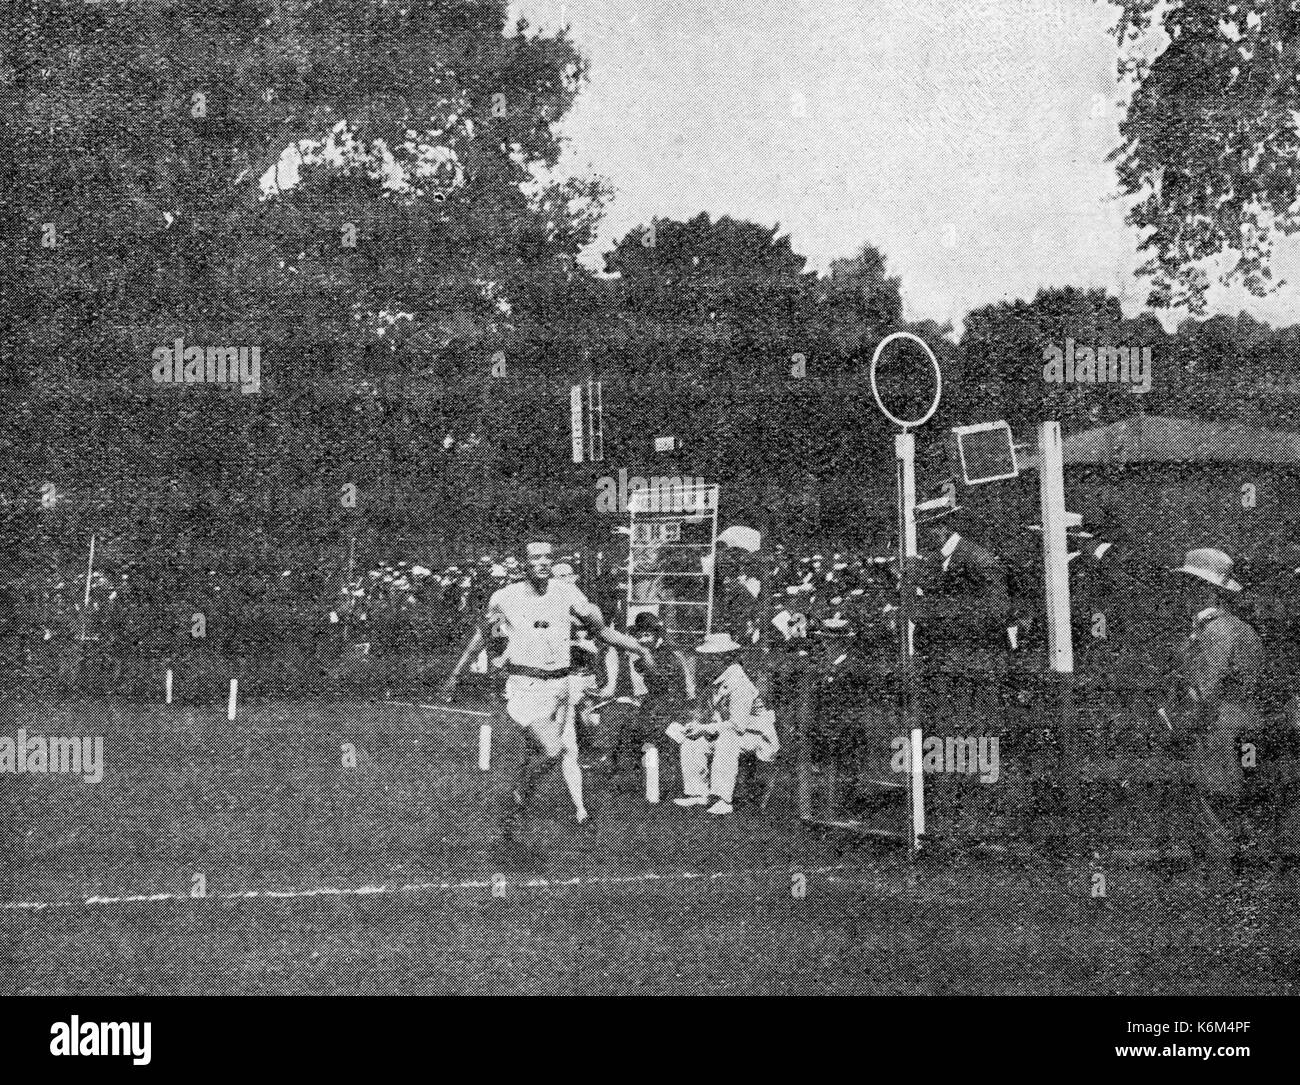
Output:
[6, 1, 1300, 595]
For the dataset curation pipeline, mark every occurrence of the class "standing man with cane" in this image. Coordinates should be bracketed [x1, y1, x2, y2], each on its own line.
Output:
[1168, 547, 1263, 860]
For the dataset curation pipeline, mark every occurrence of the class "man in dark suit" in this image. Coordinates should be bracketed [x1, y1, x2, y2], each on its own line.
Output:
[910, 516, 1012, 841]
[913, 519, 1012, 664]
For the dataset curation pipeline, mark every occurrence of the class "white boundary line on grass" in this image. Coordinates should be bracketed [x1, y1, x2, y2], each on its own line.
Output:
[385, 701, 493, 718]
[825, 874, 984, 907]
[2, 863, 865, 913]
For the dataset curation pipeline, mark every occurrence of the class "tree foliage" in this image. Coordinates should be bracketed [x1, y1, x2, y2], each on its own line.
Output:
[2, 0, 604, 381]
[13, 1, 1300, 569]
[1110, 0, 1300, 312]
[0, 0, 611, 570]
[961, 284, 1300, 434]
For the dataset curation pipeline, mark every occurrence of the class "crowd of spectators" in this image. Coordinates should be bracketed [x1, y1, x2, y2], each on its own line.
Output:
[6, 525, 1013, 705]
[3, 546, 627, 696]
[7, 538, 909, 650]
[711, 541, 907, 664]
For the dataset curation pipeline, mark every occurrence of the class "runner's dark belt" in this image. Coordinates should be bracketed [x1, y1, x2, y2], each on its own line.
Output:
[505, 664, 571, 680]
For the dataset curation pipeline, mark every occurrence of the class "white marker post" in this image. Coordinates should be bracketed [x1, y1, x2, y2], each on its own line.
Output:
[478, 723, 492, 771]
[870, 332, 942, 858]
[79, 534, 96, 644]
[165, 667, 173, 706]
[643, 743, 660, 803]
[227, 678, 238, 722]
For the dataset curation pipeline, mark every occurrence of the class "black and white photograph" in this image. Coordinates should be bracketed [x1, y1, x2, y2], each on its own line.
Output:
[1, 0, 1296, 1055]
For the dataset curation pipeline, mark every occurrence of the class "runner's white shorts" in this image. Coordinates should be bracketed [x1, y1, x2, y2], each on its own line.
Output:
[504, 674, 576, 758]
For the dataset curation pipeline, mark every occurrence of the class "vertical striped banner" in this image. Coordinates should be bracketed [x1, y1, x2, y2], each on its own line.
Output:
[569, 385, 584, 464]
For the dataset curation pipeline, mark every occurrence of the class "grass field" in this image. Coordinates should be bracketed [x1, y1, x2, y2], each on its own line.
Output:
[2, 696, 1298, 995]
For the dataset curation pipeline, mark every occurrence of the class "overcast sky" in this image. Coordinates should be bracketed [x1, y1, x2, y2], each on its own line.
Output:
[513, 0, 1300, 333]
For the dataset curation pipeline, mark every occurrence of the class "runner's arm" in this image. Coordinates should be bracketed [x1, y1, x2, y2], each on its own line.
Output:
[574, 600, 656, 671]
[595, 645, 619, 699]
[449, 625, 486, 681]
[441, 618, 489, 700]
[674, 648, 696, 701]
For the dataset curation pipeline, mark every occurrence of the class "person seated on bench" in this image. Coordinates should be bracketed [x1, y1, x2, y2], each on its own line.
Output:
[674, 633, 779, 815]
[592, 611, 692, 787]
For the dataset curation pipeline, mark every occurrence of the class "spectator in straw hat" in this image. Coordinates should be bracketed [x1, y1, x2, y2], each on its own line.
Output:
[1170, 546, 1264, 858]
[672, 632, 779, 815]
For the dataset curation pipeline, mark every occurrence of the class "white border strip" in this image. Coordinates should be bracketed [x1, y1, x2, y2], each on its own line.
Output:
[384, 700, 493, 718]
[3, 863, 864, 913]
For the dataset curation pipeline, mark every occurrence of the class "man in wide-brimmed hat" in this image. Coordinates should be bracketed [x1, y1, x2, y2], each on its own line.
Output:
[672, 632, 779, 815]
[1170, 547, 1264, 858]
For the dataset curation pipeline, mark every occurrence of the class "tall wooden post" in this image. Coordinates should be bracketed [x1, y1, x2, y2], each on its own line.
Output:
[896, 432, 925, 853]
[1037, 421, 1079, 830]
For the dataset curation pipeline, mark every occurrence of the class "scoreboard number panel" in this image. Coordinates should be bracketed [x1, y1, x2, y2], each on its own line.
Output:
[626, 483, 719, 647]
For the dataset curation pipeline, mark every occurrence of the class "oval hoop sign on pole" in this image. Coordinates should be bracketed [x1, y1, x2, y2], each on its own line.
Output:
[869, 332, 942, 430]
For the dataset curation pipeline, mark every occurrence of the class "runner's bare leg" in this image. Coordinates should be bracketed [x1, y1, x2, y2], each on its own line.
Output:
[561, 744, 587, 821]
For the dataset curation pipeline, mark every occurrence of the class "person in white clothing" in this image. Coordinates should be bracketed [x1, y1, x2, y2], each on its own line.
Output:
[442, 538, 653, 826]
[674, 633, 779, 815]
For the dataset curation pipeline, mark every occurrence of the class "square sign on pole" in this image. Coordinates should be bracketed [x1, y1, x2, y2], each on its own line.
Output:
[953, 420, 1018, 485]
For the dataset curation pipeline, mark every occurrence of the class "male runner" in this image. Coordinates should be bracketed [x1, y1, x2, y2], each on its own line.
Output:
[441, 538, 654, 825]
